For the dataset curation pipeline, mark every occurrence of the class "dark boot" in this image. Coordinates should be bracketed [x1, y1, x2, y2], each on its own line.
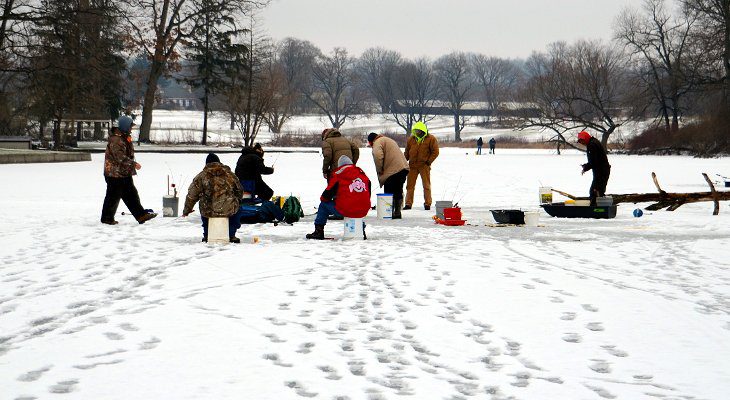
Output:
[392, 199, 402, 219]
[402, 204, 412, 210]
[306, 224, 325, 240]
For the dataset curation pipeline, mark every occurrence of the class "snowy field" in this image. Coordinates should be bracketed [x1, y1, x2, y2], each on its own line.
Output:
[1, 149, 730, 400]
[143, 110, 646, 144]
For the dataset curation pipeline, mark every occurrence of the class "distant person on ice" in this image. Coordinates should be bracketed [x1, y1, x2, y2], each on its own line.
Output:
[577, 131, 611, 206]
[404, 121, 439, 210]
[182, 153, 245, 243]
[489, 137, 496, 154]
[368, 132, 409, 219]
[321, 128, 359, 180]
[476, 137, 483, 155]
[100, 116, 157, 225]
[306, 155, 371, 240]
[235, 143, 274, 201]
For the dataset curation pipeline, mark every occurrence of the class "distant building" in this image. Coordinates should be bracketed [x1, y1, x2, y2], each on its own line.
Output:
[157, 83, 202, 110]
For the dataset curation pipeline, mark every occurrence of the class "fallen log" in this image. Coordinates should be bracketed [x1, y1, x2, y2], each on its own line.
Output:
[552, 172, 729, 215]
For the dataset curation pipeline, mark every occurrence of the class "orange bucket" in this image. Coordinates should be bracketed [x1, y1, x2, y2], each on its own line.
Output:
[443, 207, 462, 221]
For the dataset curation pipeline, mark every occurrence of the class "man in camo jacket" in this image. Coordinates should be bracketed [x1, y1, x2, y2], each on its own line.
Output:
[100, 116, 157, 225]
[183, 153, 245, 243]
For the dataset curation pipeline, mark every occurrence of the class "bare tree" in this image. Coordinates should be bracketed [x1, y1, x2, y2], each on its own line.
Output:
[615, 0, 698, 132]
[123, 0, 264, 142]
[357, 47, 402, 112]
[261, 37, 320, 133]
[471, 54, 523, 123]
[434, 51, 475, 142]
[388, 57, 437, 135]
[303, 47, 364, 129]
[521, 40, 631, 149]
[681, 0, 730, 104]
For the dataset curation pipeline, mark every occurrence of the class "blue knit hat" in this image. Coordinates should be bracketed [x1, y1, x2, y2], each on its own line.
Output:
[337, 155, 353, 167]
[118, 116, 134, 134]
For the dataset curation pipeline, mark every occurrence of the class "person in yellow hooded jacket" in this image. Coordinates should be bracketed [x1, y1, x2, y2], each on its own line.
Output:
[403, 121, 439, 210]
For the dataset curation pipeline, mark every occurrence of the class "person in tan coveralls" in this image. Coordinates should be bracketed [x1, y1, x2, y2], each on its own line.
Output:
[404, 121, 439, 210]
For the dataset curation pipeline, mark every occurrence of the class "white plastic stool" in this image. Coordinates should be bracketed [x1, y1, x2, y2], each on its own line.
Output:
[208, 217, 229, 243]
[343, 217, 365, 240]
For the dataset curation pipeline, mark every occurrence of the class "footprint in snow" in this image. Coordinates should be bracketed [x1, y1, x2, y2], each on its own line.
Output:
[582, 304, 599, 312]
[602, 345, 629, 357]
[48, 379, 79, 394]
[17, 365, 53, 382]
[562, 333, 582, 343]
[560, 312, 577, 320]
[284, 380, 317, 397]
[586, 322, 605, 331]
[589, 359, 612, 374]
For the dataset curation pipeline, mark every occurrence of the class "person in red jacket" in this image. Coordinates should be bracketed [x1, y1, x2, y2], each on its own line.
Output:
[306, 155, 371, 240]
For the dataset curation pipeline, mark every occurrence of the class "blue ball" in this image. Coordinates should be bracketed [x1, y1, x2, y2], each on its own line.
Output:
[633, 208, 643, 218]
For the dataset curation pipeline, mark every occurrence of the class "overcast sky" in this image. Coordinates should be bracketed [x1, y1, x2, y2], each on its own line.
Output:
[260, 0, 644, 60]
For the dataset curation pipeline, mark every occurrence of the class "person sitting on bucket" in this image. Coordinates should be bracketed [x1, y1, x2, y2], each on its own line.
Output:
[306, 155, 371, 240]
[577, 130, 611, 206]
[182, 153, 245, 243]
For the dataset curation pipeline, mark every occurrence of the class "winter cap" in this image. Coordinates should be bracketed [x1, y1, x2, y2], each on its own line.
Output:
[367, 132, 378, 146]
[577, 131, 591, 143]
[337, 155, 353, 167]
[205, 153, 220, 164]
[118, 116, 135, 134]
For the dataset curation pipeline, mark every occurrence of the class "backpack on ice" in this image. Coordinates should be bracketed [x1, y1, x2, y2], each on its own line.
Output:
[280, 196, 304, 224]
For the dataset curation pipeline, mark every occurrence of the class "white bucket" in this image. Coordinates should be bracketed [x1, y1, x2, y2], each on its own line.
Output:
[524, 211, 540, 227]
[539, 187, 553, 204]
[343, 217, 364, 240]
[376, 193, 393, 219]
[208, 217, 229, 244]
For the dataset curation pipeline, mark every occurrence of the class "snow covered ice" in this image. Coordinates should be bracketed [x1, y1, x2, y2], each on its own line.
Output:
[1, 149, 729, 399]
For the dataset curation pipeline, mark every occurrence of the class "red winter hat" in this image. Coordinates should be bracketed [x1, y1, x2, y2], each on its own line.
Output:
[577, 131, 591, 142]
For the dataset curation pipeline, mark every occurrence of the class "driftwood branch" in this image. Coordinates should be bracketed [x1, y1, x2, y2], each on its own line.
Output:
[552, 172, 729, 215]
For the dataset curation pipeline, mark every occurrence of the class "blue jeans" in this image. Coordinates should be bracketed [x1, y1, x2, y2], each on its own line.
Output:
[314, 201, 341, 226]
[477, 145, 482, 155]
[201, 208, 245, 238]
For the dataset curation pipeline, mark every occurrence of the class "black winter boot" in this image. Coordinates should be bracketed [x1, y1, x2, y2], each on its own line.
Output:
[306, 224, 325, 240]
[392, 199, 402, 219]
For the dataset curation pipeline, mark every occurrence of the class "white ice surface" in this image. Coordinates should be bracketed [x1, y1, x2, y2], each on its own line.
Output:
[1, 149, 729, 400]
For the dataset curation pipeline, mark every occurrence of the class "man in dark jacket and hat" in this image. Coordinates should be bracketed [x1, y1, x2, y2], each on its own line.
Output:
[183, 153, 244, 243]
[100, 116, 157, 225]
[577, 131, 611, 206]
[235, 143, 274, 201]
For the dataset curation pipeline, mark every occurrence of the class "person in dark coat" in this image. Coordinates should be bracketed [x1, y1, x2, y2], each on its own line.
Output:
[235, 144, 274, 201]
[577, 131, 611, 206]
[476, 137, 483, 155]
[100, 116, 157, 225]
[489, 137, 496, 154]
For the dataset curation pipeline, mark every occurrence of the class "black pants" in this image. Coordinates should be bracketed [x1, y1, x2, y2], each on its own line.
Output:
[383, 169, 409, 206]
[256, 178, 274, 201]
[590, 167, 611, 205]
[101, 176, 145, 221]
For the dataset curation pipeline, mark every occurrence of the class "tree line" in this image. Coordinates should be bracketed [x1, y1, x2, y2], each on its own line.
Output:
[1, 0, 728, 154]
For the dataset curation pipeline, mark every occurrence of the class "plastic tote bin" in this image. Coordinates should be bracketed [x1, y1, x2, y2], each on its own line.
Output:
[376, 193, 393, 219]
[162, 195, 179, 217]
[435, 201, 453, 219]
[343, 217, 365, 240]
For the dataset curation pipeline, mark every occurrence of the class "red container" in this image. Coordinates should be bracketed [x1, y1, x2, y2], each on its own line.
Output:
[443, 207, 462, 221]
